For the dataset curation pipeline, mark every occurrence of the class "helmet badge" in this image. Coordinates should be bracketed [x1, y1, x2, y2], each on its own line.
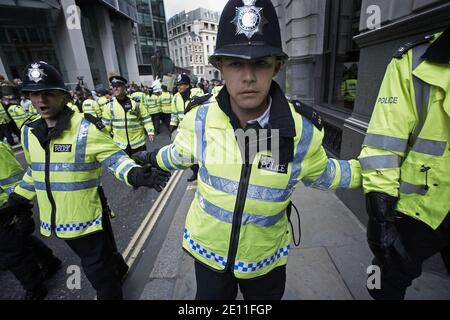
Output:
[231, 0, 268, 39]
[27, 63, 46, 83]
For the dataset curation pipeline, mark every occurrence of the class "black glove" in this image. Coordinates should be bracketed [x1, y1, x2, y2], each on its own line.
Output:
[127, 165, 171, 192]
[0, 193, 33, 228]
[365, 192, 400, 266]
[132, 150, 160, 168]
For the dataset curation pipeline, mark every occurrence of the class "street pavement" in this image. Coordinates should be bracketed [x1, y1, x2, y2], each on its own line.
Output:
[138, 181, 450, 300]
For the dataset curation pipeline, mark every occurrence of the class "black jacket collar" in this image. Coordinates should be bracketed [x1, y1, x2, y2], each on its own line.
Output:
[28, 106, 74, 148]
[422, 26, 450, 64]
[216, 80, 296, 137]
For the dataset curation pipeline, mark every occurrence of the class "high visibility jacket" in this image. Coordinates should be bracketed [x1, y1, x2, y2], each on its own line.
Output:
[212, 85, 223, 96]
[14, 107, 139, 238]
[67, 102, 80, 113]
[0, 103, 12, 125]
[341, 79, 357, 102]
[157, 82, 361, 279]
[130, 91, 145, 104]
[97, 96, 110, 108]
[160, 92, 172, 114]
[7, 104, 37, 129]
[170, 90, 202, 127]
[28, 104, 39, 116]
[359, 32, 450, 230]
[145, 94, 161, 115]
[82, 98, 102, 118]
[0, 142, 24, 206]
[191, 87, 205, 97]
[102, 97, 154, 150]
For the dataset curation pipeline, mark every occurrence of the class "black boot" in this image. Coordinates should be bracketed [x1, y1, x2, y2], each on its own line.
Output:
[187, 173, 197, 182]
[24, 284, 47, 300]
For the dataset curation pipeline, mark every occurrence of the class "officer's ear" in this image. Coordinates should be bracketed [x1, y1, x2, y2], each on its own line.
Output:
[273, 58, 284, 76]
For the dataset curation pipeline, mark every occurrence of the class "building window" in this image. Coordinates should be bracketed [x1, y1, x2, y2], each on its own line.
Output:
[206, 36, 209, 41]
[322, 0, 361, 111]
[206, 45, 210, 54]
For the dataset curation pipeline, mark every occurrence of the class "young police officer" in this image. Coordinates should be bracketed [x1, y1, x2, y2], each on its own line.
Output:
[4, 61, 170, 300]
[133, 0, 361, 300]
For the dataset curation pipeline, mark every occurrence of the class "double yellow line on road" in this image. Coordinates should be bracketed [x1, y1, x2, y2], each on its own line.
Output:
[122, 170, 183, 270]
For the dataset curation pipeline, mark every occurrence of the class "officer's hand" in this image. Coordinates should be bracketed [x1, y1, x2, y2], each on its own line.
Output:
[127, 165, 171, 192]
[365, 192, 400, 265]
[132, 150, 160, 168]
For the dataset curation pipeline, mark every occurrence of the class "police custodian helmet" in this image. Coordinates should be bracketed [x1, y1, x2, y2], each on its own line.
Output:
[21, 61, 69, 93]
[209, 0, 288, 67]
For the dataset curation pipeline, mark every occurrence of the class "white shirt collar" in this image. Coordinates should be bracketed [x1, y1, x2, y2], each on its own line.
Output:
[247, 96, 272, 128]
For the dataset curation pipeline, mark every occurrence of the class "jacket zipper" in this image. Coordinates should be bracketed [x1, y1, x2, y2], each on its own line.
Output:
[226, 138, 253, 271]
[44, 141, 57, 233]
[124, 109, 131, 149]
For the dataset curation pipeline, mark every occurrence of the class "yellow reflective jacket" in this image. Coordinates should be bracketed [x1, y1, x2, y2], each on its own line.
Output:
[170, 89, 202, 127]
[102, 97, 154, 150]
[359, 32, 450, 230]
[82, 98, 102, 118]
[157, 82, 361, 279]
[0, 142, 24, 206]
[160, 92, 172, 114]
[14, 107, 139, 238]
[145, 94, 161, 115]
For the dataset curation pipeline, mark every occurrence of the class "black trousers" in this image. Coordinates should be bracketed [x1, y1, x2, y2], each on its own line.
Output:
[151, 113, 161, 134]
[0, 227, 54, 291]
[368, 212, 450, 300]
[160, 113, 171, 130]
[194, 260, 286, 300]
[0, 123, 15, 145]
[65, 231, 123, 300]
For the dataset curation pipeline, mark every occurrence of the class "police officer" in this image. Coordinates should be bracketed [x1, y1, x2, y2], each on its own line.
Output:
[82, 88, 102, 119]
[102, 75, 155, 156]
[7, 61, 170, 300]
[0, 141, 61, 300]
[133, 0, 362, 300]
[160, 85, 173, 131]
[359, 27, 450, 300]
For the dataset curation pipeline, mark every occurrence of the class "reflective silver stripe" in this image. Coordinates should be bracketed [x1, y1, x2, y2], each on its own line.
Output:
[32, 163, 101, 172]
[412, 138, 447, 156]
[360, 155, 402, 170]
[363, 133, 408, 153]
[400, 181, 428, 195]
[75, 119, 90, 162]
[0, 173, 24, 186]
[411, 42, 431, 147]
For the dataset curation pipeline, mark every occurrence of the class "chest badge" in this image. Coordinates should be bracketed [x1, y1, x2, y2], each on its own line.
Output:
[258, 155, 288, 174]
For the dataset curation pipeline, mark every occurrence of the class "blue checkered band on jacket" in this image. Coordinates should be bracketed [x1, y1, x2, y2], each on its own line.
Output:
[233, 244, 290, 273]
[41, 216, 102, 232]
[184, 228, 290, 273]
[184, 228, 227, 268]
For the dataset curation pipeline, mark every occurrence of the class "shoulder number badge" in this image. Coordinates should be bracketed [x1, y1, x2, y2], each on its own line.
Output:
[231, 0, 268, 39]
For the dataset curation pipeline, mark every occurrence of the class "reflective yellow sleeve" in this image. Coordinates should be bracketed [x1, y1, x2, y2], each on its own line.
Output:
[157, 109, 196, 171]
[359, 54, 415, 196]
[90, 125, 139, 186]
[301, 125, 361, 190]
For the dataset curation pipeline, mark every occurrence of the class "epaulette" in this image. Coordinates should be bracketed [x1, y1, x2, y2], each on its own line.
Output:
[185, 94, 212, 114]
[291, 100, 323, 130]
[84, 113, 105, 130]
[393, 34, 434, 59]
